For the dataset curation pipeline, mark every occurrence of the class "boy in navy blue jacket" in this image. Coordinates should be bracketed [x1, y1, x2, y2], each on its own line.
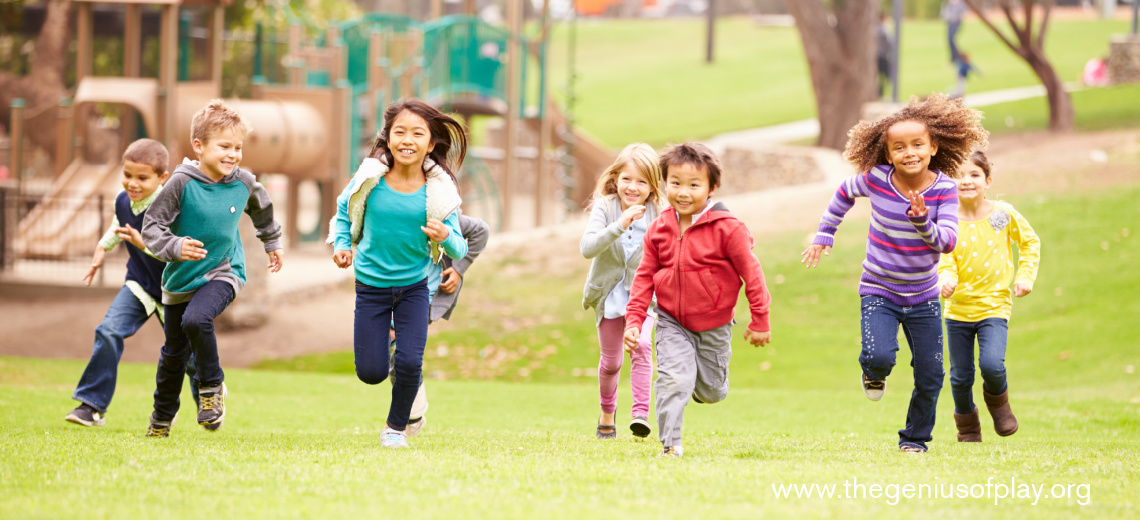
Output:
[66, 139, 198, 427]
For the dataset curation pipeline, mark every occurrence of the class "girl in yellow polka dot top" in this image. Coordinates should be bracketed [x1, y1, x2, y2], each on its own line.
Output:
[938, 150, 1040, 444]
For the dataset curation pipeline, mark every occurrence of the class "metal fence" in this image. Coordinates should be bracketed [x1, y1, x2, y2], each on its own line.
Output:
[0, 186, 127, 288]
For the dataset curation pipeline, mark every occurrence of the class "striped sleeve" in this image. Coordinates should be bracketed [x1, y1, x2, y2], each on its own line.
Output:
[907, 179, 959, 254]
[813, 173, 870, 247]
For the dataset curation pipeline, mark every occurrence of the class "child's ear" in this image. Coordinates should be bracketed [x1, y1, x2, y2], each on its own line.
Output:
[191, 138, 203, 155]
[930, 139, 938, 157]
[159, 171, 170, 184]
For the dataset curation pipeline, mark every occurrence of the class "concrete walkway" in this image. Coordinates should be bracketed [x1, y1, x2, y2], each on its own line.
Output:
[704, 83, 1083, 153]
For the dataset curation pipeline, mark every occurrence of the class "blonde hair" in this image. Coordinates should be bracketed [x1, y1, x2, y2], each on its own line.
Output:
[190, 99, 252, 144]
[592, 143, 664, 206]
[122, 138, 169, 174]
[843, 93, 988, 178]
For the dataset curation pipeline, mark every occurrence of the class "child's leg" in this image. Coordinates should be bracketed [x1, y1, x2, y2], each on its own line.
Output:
[628, 314, 655, 418]
[653, 310, 699, 447]
[153, 301, 192, 421]
[180, 280, 235, 389]
[692, 322, 734, 405]
[388, 279, 430, 430]
[354, 281, 395, 385]
[597, 317, 626, 417]
[858, 296, 903, 381]
[975, 318, 1010, 396]
[897, 299, 946, 447]
[74, 286, 150, 413]
[946, 319, 979, 414]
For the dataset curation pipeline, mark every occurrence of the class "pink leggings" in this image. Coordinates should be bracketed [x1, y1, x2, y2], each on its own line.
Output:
[598, 315, 655, 417]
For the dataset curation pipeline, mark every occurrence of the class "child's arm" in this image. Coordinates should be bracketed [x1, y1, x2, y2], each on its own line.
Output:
[623, 230, 661, 352]
[906, 190, 959, 254]
[441, 215, 489, 293]
[243, 175, 284, 272]
[802, 174, 868, 267]
[330, 179, 355, 268]
[1008, 206, 1041, 297]
[142, 176, 207, 262]
[82, 244, 108, 287]
[424, 212, 468, 261]
[726, 225, 772, 346]
[580, 200, 624, 259]
[938, 252, 959, 298]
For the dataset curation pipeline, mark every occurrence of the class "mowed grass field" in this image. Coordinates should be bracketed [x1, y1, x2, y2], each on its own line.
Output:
[3, 180, 1138, 518]
[545, 17, 1134, 146]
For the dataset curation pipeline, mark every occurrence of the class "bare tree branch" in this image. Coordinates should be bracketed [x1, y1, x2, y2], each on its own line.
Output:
[964, 0, 1022, 55]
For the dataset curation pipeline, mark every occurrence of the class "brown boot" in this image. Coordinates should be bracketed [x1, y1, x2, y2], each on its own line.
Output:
[983, 389, 1019, 436]
[953, 406, 982, 442]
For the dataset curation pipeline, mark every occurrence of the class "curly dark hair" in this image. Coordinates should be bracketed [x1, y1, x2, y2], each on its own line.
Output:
[843, 93, 989, 178]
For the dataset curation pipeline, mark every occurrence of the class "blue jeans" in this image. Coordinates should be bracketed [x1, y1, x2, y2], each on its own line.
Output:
[354, 278, 429, 430]
[73, 286, 198, 413]
[946, 318, 1009, 415]
[859, 295, 945, 448]
[152, 280, 233, 421]
[947, 21, 961, 63]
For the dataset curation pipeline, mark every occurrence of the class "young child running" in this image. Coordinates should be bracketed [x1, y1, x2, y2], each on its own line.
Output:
[330, 99, 468, 449]
[580, 143, 664, 440]
[624, 143, 772, 458]
[390, 211, 490, 437]
[801, 93, 988, 452]
[65, 139, 197, 426]
[939, 150, 1040, 442]
[143, 100, 284, 437]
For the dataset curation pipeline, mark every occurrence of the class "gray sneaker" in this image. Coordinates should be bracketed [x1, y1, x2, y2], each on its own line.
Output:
[381, 427, 408, 448]
[65, 404, 105, 427]
[146, 413, 172, 438]
[630, 416, 651, 438]
[197, 382, 227, 431]
[862, 373, 886, 401]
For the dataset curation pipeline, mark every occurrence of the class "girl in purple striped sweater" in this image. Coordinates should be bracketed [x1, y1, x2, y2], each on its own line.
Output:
[801, 94, 988, 452]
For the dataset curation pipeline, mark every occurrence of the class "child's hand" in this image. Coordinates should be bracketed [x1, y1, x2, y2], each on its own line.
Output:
[1013, 282, 1032, 297]
[800, 244, 831, 268]
[180, 238, 207, 261]
[82, 248, 106, 286]
[439, 267, 461, 293]
[117, 224, 145, 250]
[267, 249, 284, 272]
[620, 204, 646, 229]
[940, 281, 957, 298]
[332, 250, 354, 268]
[907, 190, 928, 218]
[623, 327, 641, 353]
[421, 218, 450, 242]
[745, 328, 771, 347]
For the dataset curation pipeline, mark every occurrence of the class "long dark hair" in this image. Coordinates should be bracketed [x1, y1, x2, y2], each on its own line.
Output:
[369, 98, 468, 188]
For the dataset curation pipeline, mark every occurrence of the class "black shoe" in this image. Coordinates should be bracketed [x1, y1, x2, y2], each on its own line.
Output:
[630, 416, 651, 438]
[197, 383, 227, 431]
[692, 394, 704, 404]
[65, 403, 105, 427]
[147, 413, 172, 438]
[596, 423, 617, 440]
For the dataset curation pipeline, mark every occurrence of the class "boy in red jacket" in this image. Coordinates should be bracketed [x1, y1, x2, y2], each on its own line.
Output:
[623, 142, 772, 458]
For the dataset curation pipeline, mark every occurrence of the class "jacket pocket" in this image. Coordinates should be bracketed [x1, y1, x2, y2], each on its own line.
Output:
[685, 268, 720, 314]
[582, 282, 605, 310]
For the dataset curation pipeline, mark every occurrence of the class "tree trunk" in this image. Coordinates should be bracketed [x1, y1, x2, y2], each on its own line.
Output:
[1026, 49, 1074, 131]
[0, 0, 72, 150]
[786, 0, 879, 150]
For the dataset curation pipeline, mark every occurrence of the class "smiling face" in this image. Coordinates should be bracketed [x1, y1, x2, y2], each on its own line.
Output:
[666, 162, 716, 219]
[121, 161, 167, 202]
[193, 126, 243, 180]
[884, 120, 938, 178]
[387, 110, 434, 169]
[954, 159, 991, 204]
[615, 167, 651, 211]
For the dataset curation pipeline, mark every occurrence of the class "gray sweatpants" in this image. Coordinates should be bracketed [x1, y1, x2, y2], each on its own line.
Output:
[654, 309, 733, 447]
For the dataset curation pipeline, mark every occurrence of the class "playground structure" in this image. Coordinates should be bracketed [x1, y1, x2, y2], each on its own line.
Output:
[7, 0, 614, 264]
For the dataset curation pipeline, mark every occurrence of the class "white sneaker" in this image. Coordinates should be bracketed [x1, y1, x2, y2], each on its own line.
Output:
[862, 373, 886, 401]
[659, 445, 683, 458]
[381, 427, 408, 448]
[405, 415, 427, 437]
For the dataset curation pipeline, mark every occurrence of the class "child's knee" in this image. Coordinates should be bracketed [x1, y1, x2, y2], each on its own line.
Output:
[978, 360, 1006, 380]
[180, 313, 212, 336]
[693, 384, 728, 404]
[356, 366, 389, 385]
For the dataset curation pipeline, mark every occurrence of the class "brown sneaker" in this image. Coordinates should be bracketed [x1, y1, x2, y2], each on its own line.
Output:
[953, 406, 983, 442]
[983, 389, 1019, 436]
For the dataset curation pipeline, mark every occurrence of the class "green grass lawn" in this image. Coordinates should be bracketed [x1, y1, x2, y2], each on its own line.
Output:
[979, 83, 1140, 135]
[544, 17, 1133, 147]
[3, 183, 1138, 518]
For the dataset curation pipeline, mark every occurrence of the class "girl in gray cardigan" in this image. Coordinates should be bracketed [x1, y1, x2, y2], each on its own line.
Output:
[580, 143, 664, 440]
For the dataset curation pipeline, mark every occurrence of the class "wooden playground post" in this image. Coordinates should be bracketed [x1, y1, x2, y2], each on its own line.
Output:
[288, 25, 305, 87]
[75, 2, 93, 158]
[464, 0, 476, 15]
[10, 100, 24, 198]
[55, 100, 74, 177]
[503, 0, 522, 230]
[328, 27, 344, 84]
[121, 3, 141, 145]
[430, 0, 442, 19]
[208, 4, 225, 94]
[158, 4, 179, 151]
[535, 0, 552, 227]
